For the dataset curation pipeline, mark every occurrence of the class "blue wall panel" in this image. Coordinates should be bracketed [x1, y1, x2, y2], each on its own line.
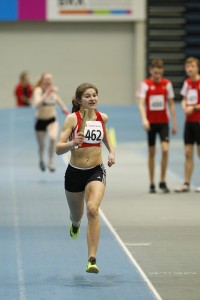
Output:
[0, 0, 18, 21]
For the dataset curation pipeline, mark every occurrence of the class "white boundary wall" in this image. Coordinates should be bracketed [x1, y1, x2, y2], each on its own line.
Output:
[0, 2, 146, 108]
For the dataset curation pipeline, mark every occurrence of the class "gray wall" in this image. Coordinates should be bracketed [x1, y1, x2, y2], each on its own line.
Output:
[0, 22, 145, 108]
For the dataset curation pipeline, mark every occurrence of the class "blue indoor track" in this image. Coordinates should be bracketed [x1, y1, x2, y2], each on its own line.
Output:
[0, 107, 161, 300]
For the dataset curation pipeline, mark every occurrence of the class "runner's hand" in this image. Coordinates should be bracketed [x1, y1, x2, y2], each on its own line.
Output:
[143, 119, 150, 131]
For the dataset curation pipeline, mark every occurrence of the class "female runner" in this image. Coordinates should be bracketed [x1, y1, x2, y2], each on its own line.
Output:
[56, 83, 115, 273]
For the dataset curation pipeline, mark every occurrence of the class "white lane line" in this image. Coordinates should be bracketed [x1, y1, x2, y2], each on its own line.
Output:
[125, 243, 151, 246]
[10, 111, 26, 300]
[149, 271, 197, 276]
[10, 164, 27, 300]
[100, 210, 163, 300]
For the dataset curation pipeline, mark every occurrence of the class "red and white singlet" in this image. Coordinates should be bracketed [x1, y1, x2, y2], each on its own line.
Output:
[137, 78, 174, 123]
[69, 110, 105, 148]
[181, 78, 200, 122]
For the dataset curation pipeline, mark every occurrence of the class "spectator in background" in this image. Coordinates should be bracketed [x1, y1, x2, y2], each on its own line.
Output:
[14, 71, 33, 107]
[33, 72, 69, 172]
[175, 57, 200, 192]
[137, 59, 177, 193]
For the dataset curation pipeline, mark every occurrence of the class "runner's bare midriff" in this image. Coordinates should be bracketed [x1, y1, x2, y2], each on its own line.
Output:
[70, 146, 102, 168]
[36, 106, 56, 119]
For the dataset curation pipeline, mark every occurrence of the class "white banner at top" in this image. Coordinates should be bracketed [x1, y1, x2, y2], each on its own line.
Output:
[47, 0, 146, 22]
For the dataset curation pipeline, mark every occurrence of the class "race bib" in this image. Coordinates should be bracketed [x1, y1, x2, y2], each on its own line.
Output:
[149, 95, 164, 111]
[187, 89, 198, 105]
[84, 121, 104, 144]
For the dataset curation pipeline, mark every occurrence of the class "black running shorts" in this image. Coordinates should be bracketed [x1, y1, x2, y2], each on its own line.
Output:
[65, 164, 106, 192]
[184, 122, 200, 145]
[35, 117, 56, 131]
[147, 123, 169, 146]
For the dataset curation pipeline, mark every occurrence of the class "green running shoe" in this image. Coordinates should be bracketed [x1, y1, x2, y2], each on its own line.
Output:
[69, 224, 80, 239]
[86, 257, 99, 274]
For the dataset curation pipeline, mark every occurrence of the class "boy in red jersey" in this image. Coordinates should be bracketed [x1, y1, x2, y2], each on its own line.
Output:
[175, 57, 200, 192]
[137, 59, 177, 193]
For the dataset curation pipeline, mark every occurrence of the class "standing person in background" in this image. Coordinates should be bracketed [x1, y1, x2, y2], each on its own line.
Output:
[33, 72, 69, 172]
[175, 57, 200, 192]
[137, 59, 177, 193]
[14, 71, 33, 107]
[56, 83, 115, 273]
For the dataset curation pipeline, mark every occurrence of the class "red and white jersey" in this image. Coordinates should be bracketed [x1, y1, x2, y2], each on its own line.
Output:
[181, 78, 200, 122]
[69, 110, 105, 148]
[136, 77, 174, 124]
